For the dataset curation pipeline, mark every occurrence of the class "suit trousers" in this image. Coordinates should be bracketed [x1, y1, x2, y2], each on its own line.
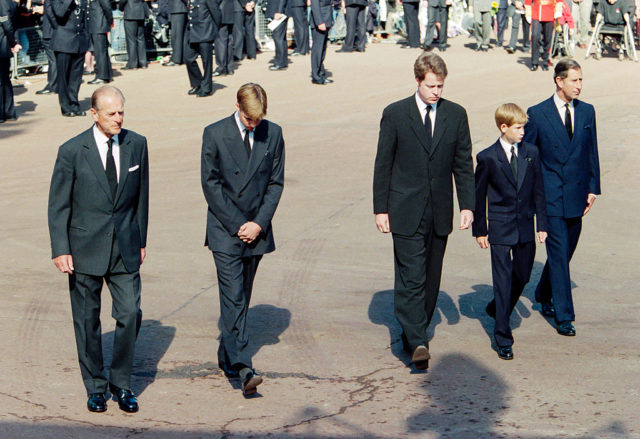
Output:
[290, 5, 309, 54]
[215, 23, 234, 74]
[497, 6, 520, 47]
[311, 26, 329, 81]
[272, 18, 289, 68]
[489, 241, 536, 347]
[474, 10, 492, 46]
[535, 216, 582, 323]
[68, 237, 142, 394]
[531, 19, 553, 66]
[402, 2, 420, 47]
[184, 40, 213, 93]
[55, 51, 84, 114]
[0, 57, 15, 120]
[344, 5, 366, 51]
[571, 0, 592, 44]
[233, 9, 257, 60]
[124, 19, 148, 68]
[91, 33, 113, 81]
[521, 14, 530, 46]
[213, 252, 262, 371]
[424, 4, 448, 49]
[170, 13, 187, 64]
[42, 37, 58, 91]
[391, 203, 448, 351]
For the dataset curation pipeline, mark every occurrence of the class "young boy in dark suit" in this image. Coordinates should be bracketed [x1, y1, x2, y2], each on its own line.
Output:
[473, 103, 548, 360]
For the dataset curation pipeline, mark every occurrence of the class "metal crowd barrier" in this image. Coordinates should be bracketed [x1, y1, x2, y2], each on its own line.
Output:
[11, 26, 48, 79]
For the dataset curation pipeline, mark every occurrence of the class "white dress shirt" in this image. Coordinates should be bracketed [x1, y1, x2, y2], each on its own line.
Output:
[499, 137, 517, 161]
[93, 124, 120, 182]
[234, 111, 254, 148]
[415, 93, 437, 136]
[553, 92, 574, 131]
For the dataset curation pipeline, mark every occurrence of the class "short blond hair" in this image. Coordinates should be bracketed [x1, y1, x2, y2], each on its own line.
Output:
[495, 103, 527, 128]
[237, 83, 267, 120]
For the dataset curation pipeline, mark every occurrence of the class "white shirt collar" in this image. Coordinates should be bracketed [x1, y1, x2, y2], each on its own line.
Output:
[499, 137, 517, 160]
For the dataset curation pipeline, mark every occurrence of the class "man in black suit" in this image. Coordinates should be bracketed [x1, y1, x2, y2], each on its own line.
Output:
[289, 0, 309, 55]
[201, 83, 285, 396]
[0, 0, 20, 122]
[232, 0, 256, 61]
[48, 86, 149, 413]
[373, 52, 474, 370]
[51, 0, 89, 116]
[401, 0, 420, 48]
[184, 0, 220, 97]
[87, 0, 113, 84]
[214, 0, 235, 75]
[310, 0, 333, 84]
[164, 0, 188, 66]
[422, 0, 450, 51]
[119, 0, 149, 69]
[266, 0, 288, 70]
[36, 0, 58, 94]
[523, 59, 600, 336]
[336, 0, 366, 52]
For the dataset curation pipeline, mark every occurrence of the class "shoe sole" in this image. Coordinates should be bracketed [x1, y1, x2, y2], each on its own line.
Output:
[411, 346, 430, 370]
[242, 375, 263, 395]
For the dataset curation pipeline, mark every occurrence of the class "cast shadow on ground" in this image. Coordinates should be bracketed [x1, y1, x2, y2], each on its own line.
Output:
[102, 319, 176, 396]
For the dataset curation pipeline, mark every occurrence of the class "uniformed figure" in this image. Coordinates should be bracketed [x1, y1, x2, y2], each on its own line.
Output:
[310, 0, 333, 84]
[289, 0, 309, 55]
[232, 0, 256, 61]
[184, 0, 220, 96]
[88, 0, 113, 84]
[119, 0, 149, 69]
[337, 0, 366, 52]
[526, 0, 559, 70]
[266, 0, 288, 70]
[213, 0, 235, 75]
[1, 0, 20, 122]
[164, 0, 188, 65]
[51, 0, 90, 116]
[36, 0, 59, 94]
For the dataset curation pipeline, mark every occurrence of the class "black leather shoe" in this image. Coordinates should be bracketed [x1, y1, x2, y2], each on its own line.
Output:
[541, 64, 549, 71]
[88, 78, 107, 85]
[505, 46, 515, 54]
[212, 70, 224, 77]
[497, 346, 514, 360]
[75, 111, 86, 117]
[269, 65, 287, 71]
[197, 90, 213, 97]
[530, 65, 539, 71]
[540, 301, 555, 317]
[556, 321, 576, 336]
[439, 46, 447, 52]
[162, 61, 179, 66]
[62, 112, 76, 117]
[240, 369, 263, 396]
[36, 88, 54, 95]
[121, 66, 136, 70]
[87, 393, 107, 412]
[411, 345, 430, 370]
[109, 384, 139, 412]
[485, 301, 496, 319]
[188, 86, 200, 95]
[335, 48, 352, 53]
[324, 78, 334, 84]
[311, 78, 325, 85]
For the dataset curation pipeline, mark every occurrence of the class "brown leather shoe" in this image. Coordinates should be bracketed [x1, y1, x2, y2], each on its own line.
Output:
[411, 345, 430, 370]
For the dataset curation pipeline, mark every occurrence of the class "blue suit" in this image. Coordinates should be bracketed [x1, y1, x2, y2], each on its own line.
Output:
[473, 140, 547, 347]
[523, 96, 601, 324]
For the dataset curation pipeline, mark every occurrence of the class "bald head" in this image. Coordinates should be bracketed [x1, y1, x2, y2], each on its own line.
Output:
[91, 85, 126, 111]
[90, 86, 125, 138]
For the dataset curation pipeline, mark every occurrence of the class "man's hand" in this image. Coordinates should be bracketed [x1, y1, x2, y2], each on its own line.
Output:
[537, 231, 547, 243]
[459, 209, 474, 230]
[583, 193, 596, 216]
[274, 12, 283, 19]
[317, 22, 326, 31]
[140, 248, 146, 264]
[11, 44, 22, 54]
[375, 213, 390, 233]
[476, 236, 489, 249]
[53, 254, 74, 274]
[238, 222, 262, 243]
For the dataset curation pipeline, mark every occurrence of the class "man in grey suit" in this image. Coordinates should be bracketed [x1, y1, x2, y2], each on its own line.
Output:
[422, 0, 451, 52]
[48, 86, 149, 413]
[201, 83, 285, 396]
[473, 0, 492, 51]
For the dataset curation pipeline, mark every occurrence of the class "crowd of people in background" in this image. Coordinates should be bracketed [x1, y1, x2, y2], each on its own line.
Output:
[1, 0, 638, 120]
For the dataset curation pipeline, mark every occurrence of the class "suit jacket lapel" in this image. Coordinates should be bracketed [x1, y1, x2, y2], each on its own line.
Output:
[222, 115, 249, 171]
[82, 128, 113, 201]
[430, 99, 447, 157]
[407, 97, 429, 153]
[541, 96, 571, 147]
[243, 121, 268, 188]
[516, 143, 529, 192]
[114, 130, 131, 204]
[571, 99, 584, 148]
[494, 141, 517, 187]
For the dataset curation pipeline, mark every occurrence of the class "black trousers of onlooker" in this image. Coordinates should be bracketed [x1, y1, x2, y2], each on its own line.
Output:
[402, 1, 420, 48]
[311, 26, 329, 82]
[0, 57, 16, 120]
[423, 4, 449, 49]
[42, 37, 58, 92]
[91, 33, 113, 81]
[233, 9, 257, 60]
[531, 19, 553, 67]
[290, 5, 309, 54]
[344, 5, 366, 51]
[271, 18, 288, 68]
[215, 23, 234, 74]
[124, 19, 148, 68]
[184, 40, 213, 93]
[170, 12, 187, 64]
[55, 51, 84, 114]
[521, 13, 530, 46]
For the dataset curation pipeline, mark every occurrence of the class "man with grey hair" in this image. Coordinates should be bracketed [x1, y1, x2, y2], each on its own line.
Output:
[48, 85, 149, 413]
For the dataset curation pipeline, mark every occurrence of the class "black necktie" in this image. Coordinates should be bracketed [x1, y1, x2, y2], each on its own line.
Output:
[424, 105, 432, 141]
[243, 130, 252, 158]
[564, 103, 573, 140]
[105, 138, 118, 198]
[510, 145, 518, 180]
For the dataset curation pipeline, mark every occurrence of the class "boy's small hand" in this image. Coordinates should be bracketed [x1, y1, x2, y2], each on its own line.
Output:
[476, 236, 489, 249]
[537, 231, 547, 243]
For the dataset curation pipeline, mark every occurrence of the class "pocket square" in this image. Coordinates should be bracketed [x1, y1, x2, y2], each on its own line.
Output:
[128, 165, 140, 172]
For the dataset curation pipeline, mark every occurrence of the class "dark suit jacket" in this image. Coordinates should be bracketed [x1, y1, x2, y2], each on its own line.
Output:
[48, 127, 149, 276]
[51, 0, 90, 53]
[0, 0, 17, 58]
[345, 0, 366, 6]
[187, 0, 220, 42]
[217, 0, 235, 24]
[266, 0, 287, 18]
[88, 0, 113, 33]
[119, 0, 149, 20]
[169, 0, 188, 13]
[523, 96, 601, 219]
[373, 95, 475, 237]
[473, 140, 547, 245]
[42, 0, 58, 39]
[310, 0, 332, 27]
[201, 114, 285, 257]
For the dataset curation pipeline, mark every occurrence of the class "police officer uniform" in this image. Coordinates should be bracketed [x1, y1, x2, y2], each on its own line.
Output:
[88, 0, 113, 83]
[184, 0, 220, 96]
[119, 0, 149, 69]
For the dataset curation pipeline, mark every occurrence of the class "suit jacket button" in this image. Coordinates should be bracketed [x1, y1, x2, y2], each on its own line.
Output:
[107, 232, 112, 237]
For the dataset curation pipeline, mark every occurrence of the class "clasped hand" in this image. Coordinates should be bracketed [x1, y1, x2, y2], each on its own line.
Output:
[238, 221, 262, 243]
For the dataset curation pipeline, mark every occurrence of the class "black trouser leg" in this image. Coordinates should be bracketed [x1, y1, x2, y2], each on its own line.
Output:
[403, 2, 420, 47]
[124, 19, 139, 68]
[92, 33, 113, 81]
[184, 39, 204, 89]
[215, 23, 233, 73]
[170, 13, 187, 64]
[291, 6, 309, 54]
[233, 10, 246, 60]
[354, 5, 366, 51]
[56, 51, 83, 114]
[198, 41, 213, 93]
[344, 6, 358, 51]
[272, 18, 288, 67]
[42, 37, 58, 90]
[136, 20, 147, 67]
[244, 11, 257, 59]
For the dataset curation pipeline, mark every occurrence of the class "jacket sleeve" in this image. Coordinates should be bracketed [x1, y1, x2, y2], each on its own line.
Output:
[52, 0, 75, 20]
[452, 108, 475, 211]
[44, 0, 57, 28]
[48, 145, 74, 258]
[206, 0, 221, 26]
[0, 0, 17, 48]
[532, 148, 548, 232]
[118, 0, 127, 12]
[523, 108, 539, 146]
[253, 127, 285, 232]
[588, 107, 601, 195]
[472, 153, 488, 237]
[137, 137, 149, 248]
[310, 0, 322, 25]
[372, 106, 396, 214]
[99, 0, 113, 24]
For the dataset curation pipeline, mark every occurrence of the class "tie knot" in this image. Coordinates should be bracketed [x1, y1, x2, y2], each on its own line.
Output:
[107, 138, 113, 149]
[426, 105, 431, 114]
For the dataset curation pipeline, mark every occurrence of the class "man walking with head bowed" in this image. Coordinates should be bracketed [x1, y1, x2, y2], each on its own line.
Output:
[373, 52, 475, 370]
[48, 85, 149, 413]
[201, 83, 285, 396]
[523, 58, 600, 337]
